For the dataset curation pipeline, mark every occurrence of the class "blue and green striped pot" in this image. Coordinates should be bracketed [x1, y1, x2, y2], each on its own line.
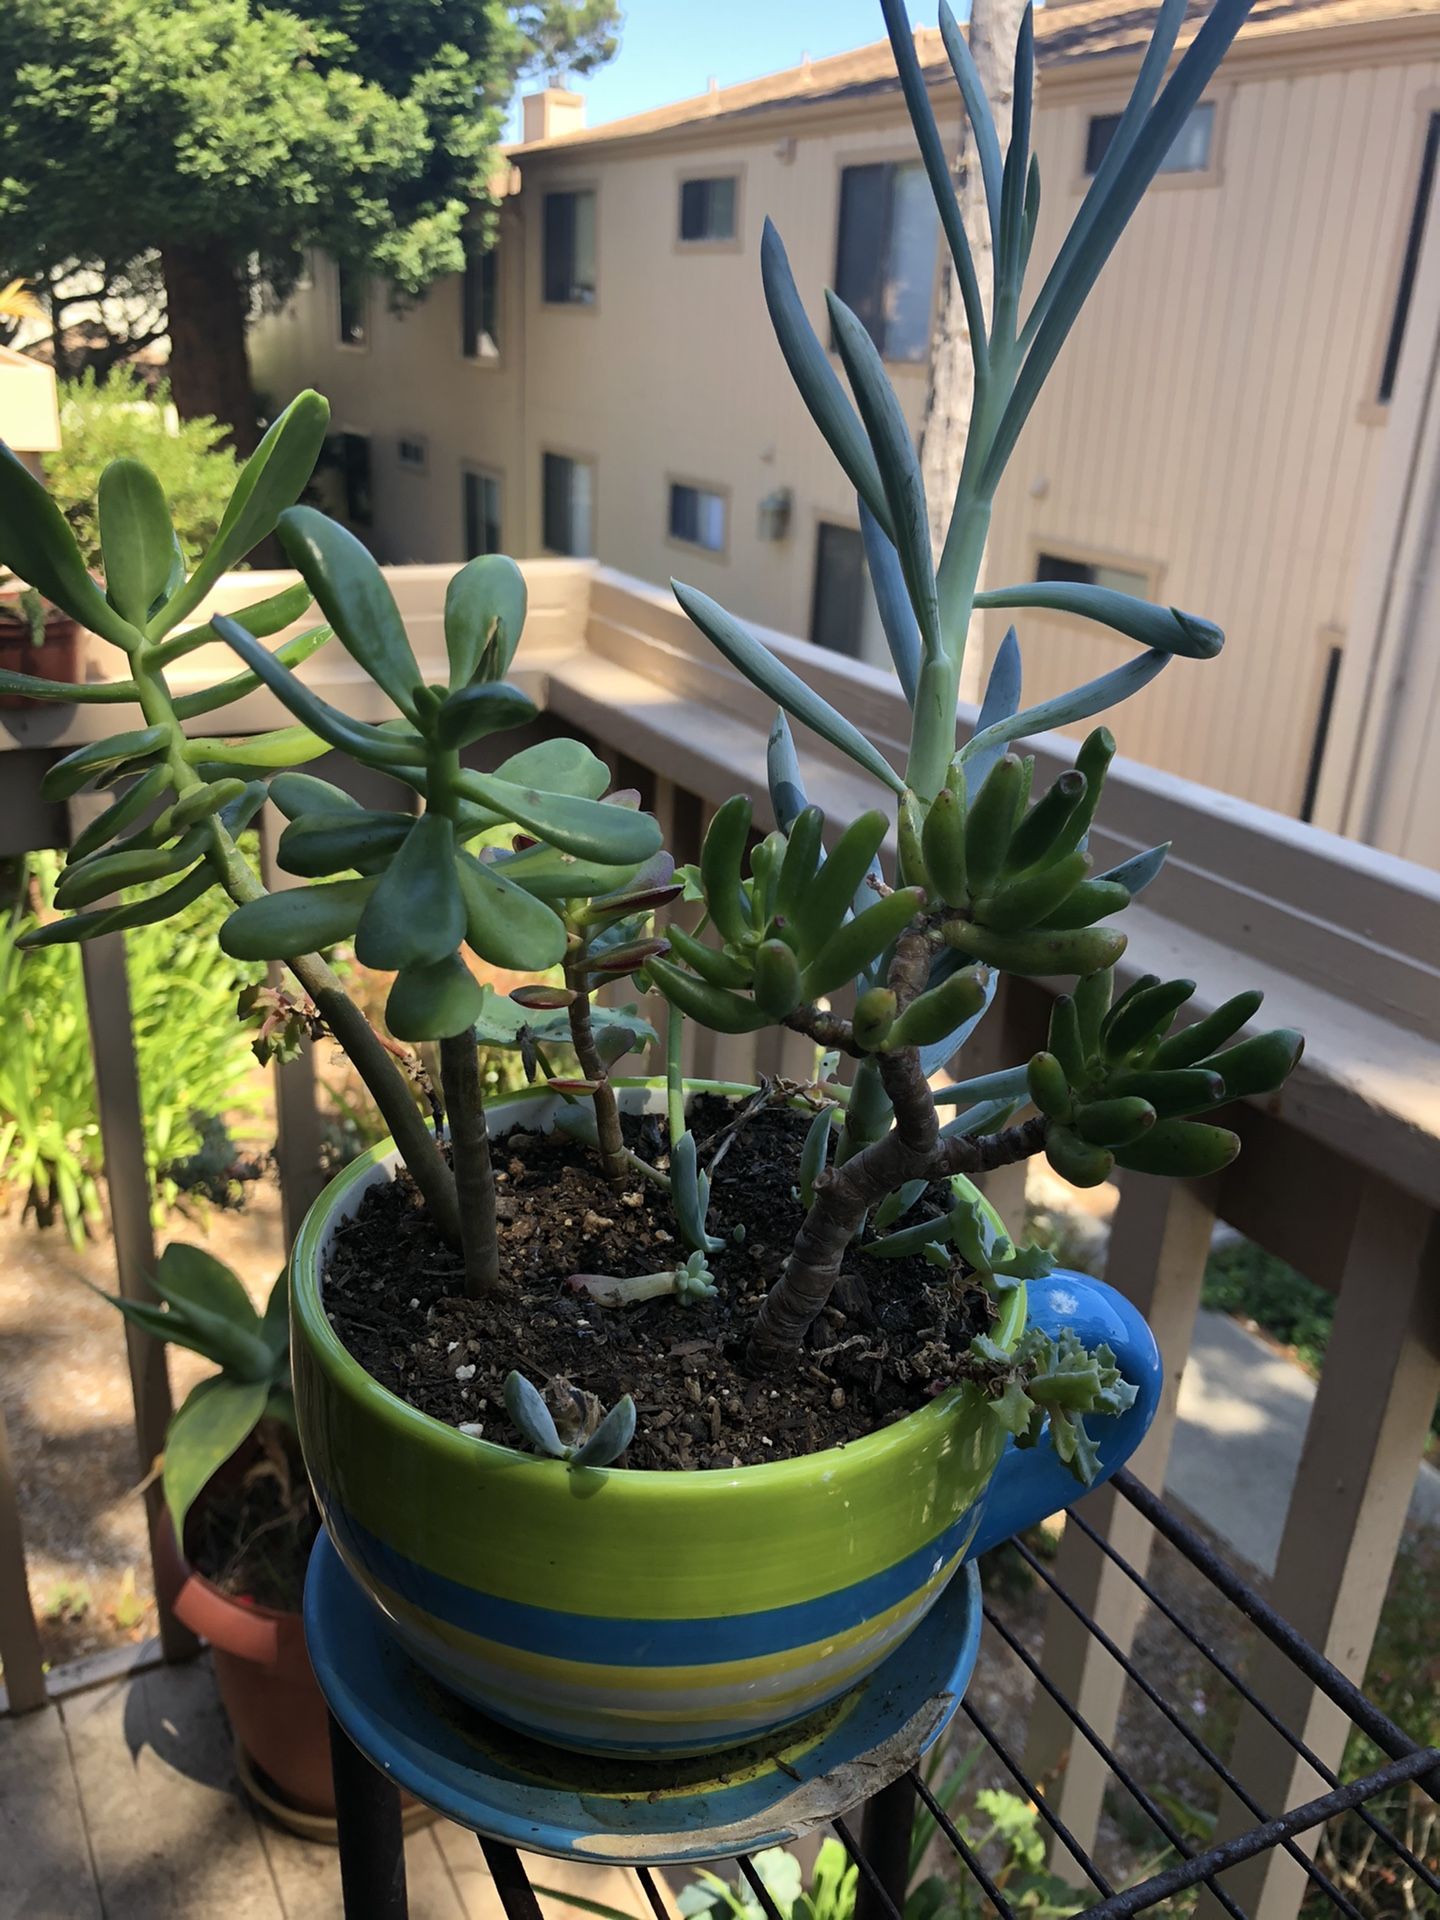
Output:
[291, 1082, 1160, 1758]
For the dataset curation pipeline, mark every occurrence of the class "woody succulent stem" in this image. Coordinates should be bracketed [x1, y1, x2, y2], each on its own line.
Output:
[438, 1032, 501, 1296]
[564, 949, 629, 1188]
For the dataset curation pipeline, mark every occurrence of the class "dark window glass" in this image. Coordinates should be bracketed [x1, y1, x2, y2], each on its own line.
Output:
[1085, 102, 1215, 178]
[668, 483, 725, 551]
[542, 452, 594, 555]
[341, 433, 372, 526]
[463, 470, 502, 559]
[462, 244, 499, 358]
[1036, 551, 1096, 587]
[337, 263, 367, 346]
[1379, 112, 1440, 403]
[397, 436, 427, 471]
[543, 190, 597, 305]
[810, 523, 867, 658]
[833, 161, 937, 362]
[679, 177, 737, 243]
[1036, 551, 1149, 596]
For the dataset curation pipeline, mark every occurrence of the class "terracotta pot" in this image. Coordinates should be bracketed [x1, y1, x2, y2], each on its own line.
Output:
[153, 1503, 336, 1817]
[0, 601, 80, 709]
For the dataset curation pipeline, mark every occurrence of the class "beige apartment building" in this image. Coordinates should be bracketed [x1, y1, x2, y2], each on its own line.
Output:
[250, 0, 1440, 856]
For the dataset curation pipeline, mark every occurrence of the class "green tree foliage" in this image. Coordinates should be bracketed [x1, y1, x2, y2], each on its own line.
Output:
[0, 0, 518, 440]
[516, 0, 623, 82]
[42, 369, 239, 573]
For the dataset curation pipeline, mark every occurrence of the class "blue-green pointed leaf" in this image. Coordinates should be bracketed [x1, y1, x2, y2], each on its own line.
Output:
[444, 554, 527, 688]
[939, 0, 1003, 251]
[277, 506, 422, 721]
[670, 1130, 724, 1254]
[960, 650, 1170, 769]
[504, 1372, 565, 1457]
[859, 499, 920, 704]
[974, 583, 1222, 659]
[156, 391, 331, 633]
[0, 443, 140, 650]
[760, 219, 891, 537]
[932, 1066, 1031, 1107]
[997, 6, 1035, 301]
[1096, 842, 1169, 897]
[965, 628, 1022, 797]
[572, 1396, 636, 1468]
[98, 459, 176, 627]
[674, 582, 903, 795]
[766, 710, 808, 831]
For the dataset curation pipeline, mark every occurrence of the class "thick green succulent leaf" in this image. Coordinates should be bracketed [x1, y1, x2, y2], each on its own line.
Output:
[674, 582, 904, 795]
[488, 841, 643, 902]
[0, 442, 140, 650]
[277, 506, 422, 721]
[455, 849, 568, 971]
[444, 554, 527, 688]
[184, 723, 331, 773]
[975, 583, 1223, 660]
[355, 813, 465, 970]
[435, 681, 536, 751]
[40, 726, 170, 803]
[959, 650, 1170, 772]
[68, 766, 170, 862]
[495, 737, 611, 800]
[156, 391, 331, 634]
[172, 625, 333, 721]
[827, 292, 940, 658]
[163, 1376, 272, 1544]
[219, 877, 377, 961]
[277, 809, 413, 878]
[152, 580, 315, 666]
[0, 666, 139, 704]
[55, 831, 205, 910]
[858, 500, 921, 705]
[759, 219, 892, 536]
[385, 954, 486, 1041]
[98, 458, 176, 627]
[269, 771, 361, 820]
[17, 862, 216, 948]
[455, 768, 662, 864]
[212, 617, 426, 768]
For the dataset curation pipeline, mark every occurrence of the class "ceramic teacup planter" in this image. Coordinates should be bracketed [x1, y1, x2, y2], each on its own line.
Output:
[291, 1086, 1161, 1759]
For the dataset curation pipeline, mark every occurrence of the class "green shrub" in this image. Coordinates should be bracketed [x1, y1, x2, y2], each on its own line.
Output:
[0, 849, 266, 1245]
[42, 368, 239, 574]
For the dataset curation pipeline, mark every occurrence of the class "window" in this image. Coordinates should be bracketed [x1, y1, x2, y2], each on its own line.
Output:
[1378, 112, 1439, 403]
[542, 452, 594, 555]
[679, 176, 737, 244]
[463, 468, 502, 559]
[397, 435, 428, 474]
[1085, 102, 1215, 178]
[337, 263, 368, 346]
[462, 242, 499, 359]
[833, 161, 939, 362]
[1036, 550, 1150, 597]
[543, 190, 597, 305]
[810, 523, 887, 665]
[668, 482, 726, 553]
[340, 433, 372, 527]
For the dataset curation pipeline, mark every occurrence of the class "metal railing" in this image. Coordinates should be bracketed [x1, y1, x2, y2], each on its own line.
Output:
[1, 560, 1436, 1920]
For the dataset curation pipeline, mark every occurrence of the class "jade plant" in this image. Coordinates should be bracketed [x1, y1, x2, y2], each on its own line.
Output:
[0, 0, 1301, 1484]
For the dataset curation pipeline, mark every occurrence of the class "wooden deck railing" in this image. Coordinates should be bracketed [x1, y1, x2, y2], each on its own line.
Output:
[1, 560, 1436, 1920]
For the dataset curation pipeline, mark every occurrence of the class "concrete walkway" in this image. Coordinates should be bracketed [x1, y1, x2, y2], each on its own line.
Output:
[1165, 1308, 1440, 1575]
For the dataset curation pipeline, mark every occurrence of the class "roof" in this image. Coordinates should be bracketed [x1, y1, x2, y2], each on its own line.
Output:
[512, 0, 1440, 155]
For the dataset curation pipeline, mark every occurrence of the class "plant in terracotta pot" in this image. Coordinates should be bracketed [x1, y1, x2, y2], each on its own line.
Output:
[0, 0, 1302, 1773]
[84, 1244, 331, 1816]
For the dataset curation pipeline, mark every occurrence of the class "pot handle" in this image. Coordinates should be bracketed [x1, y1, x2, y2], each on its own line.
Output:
[170, 1567, 282, 1665]
[966, 1270, 1163, 1561]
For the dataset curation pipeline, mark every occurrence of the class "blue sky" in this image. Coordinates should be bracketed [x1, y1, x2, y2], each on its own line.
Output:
[511, 1, 954, 135]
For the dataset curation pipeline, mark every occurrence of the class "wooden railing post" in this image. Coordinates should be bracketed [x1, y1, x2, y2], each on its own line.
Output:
[1024, 1170, 1219, 1876]
[1198, 1177, 1440, 1920]
[0, 1401, 46, 1713]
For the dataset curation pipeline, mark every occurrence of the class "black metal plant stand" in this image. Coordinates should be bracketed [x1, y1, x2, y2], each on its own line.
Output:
[324, 1470, 1440, 1920]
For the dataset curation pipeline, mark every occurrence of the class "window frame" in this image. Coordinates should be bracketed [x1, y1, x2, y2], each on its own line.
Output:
[540, 184, 599, 311]
[830, 151, 942, 370]
[460, 239, 501, 364]
[461, 463, 504, 561]
[1363, 95, 1440, 417]
[675, 168, 744, 253]
[540, 447, 597, 557]
[665, 475, 731, 560]
[1030, 539, 1164, 612]
[1071, 89, 1227, 195]
[335, 261, 370, 351]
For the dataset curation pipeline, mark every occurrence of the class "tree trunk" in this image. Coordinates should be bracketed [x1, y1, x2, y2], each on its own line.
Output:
[917, 0, 1024, 699]
[159, 242, 258, 453]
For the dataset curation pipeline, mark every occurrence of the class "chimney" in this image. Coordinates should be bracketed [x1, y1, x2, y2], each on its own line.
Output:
[522, 88, 586, 144]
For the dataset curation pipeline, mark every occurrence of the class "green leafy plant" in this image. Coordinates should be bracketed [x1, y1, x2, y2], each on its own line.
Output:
[86, 1243, 295, 1545]
[43, 368, 239, 573]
